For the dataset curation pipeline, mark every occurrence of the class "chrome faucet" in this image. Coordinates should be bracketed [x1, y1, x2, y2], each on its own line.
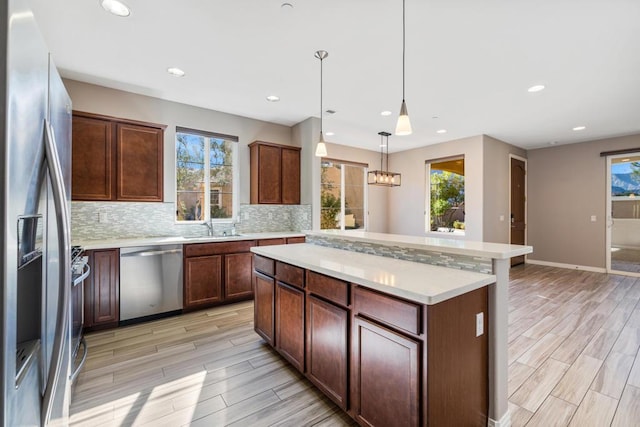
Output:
[204, 220, 213, 236]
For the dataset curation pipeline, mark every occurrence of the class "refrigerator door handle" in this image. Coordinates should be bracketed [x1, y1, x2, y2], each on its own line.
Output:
[41, 119, 72, 426]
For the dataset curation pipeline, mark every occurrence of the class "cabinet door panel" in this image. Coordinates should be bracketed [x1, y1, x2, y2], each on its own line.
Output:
[307, 296, 348, 409]
[281, 147, 300, 204]
[72, 115, 114, 200]
[89, 249, 119, 327]
[276, 282, 305, 372]
[184, 255, 222, 308]
[352, 316, 420, 427]
[224, 252, 253, 300]
[116, 123, 163, 201]
[257, 144, 281, 203]
[254, 273, 275, 345]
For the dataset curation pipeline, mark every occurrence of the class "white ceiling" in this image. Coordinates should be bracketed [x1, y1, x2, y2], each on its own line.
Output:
[29, 0, 640, 153]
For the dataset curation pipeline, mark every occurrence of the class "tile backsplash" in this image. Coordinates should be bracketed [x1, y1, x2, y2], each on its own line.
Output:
[71, 202, 311, 241]
[306, 234, 493, 274]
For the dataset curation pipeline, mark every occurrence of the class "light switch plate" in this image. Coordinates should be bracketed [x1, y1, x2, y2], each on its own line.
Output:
[499, 215, 505, 222]
[476, 312, 484, 337]
[590, 215, 597, 222]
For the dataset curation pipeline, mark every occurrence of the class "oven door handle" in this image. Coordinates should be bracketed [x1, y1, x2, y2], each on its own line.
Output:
[69, 337, 88, 383]
[73, 264, 91, 287]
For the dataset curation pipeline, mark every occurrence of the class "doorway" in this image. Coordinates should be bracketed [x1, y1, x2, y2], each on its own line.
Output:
[607, 154, 640, 275]
[510, 156, 526, 266]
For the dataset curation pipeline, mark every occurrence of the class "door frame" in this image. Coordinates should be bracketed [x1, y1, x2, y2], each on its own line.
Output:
[509, 154, 528, 258]
[605, 153, 640, 277]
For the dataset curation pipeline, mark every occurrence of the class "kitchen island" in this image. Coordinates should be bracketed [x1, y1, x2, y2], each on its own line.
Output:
[305, 230, 532, 427]
[251, 243, 497, 426]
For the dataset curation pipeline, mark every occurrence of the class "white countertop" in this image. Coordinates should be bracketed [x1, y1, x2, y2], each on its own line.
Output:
[251, 244, 496, 305]
[306, 230, 533, 260]
[75, 231, 304, 250]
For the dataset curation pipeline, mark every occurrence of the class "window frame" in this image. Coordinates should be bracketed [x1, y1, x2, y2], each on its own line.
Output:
[320, 158, 368, 231]
[425, 155, 465, 236]
[174, 127, 239, 224]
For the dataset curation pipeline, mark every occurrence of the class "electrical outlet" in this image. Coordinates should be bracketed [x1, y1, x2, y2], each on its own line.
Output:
[499, 215, 505, 222]
[268, 212, 273, 220]
[590, 215, 597, 222]
[476, 312, 484, 337]
[99, 212, 108, 223]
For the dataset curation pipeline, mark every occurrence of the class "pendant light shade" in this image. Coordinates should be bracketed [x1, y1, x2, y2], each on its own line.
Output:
[315, 50, 329, 157]
[367, 132, 401, 187]
[315, 133, 328, 157]
[395, 0, 412, 136]
[395, 99, 412, 136]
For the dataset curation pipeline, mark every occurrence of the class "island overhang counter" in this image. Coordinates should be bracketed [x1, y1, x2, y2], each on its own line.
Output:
[251, 243, 499, 426]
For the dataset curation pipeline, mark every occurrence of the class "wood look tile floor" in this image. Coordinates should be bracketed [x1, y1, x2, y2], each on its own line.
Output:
[71, 265, 640, 426]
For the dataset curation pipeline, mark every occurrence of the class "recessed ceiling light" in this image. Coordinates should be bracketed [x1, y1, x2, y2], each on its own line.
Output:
[325, 132, 335, 136]
[167, 67, 185, 77]
[281, 2, 293, 9]
[266, 95, 280, 102]
[100, 0, 130, 17]
[527, 84, 545, 93]
[381, 111, 392, 116]
[436, 129, 447, 134]
[573, 126, 586, 131]
[325, 109, 336, 115]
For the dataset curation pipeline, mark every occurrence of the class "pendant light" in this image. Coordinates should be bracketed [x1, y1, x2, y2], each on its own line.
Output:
[367, 131, 401, 187]
[395, 0, 412, 136]
[315, 50, 328, 157]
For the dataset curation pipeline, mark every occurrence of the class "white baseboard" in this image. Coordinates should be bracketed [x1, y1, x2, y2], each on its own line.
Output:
[526, 259, 606, 273]
[488, 411, 511, 427]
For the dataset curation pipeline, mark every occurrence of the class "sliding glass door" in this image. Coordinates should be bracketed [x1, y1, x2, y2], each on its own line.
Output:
[607, 153, 640, 275]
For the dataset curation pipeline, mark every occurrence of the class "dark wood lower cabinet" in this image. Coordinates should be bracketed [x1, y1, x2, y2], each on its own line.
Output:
[275, 282, 305, 372]
[352, 316, 420, 427]
[224, 252, 254, 300]
[84, 249, 119, 330]
[184, 255, 222, 308]
[254, 273, 275, 345]
[253, 255, 489, 427]
[306, 296, 348, 409]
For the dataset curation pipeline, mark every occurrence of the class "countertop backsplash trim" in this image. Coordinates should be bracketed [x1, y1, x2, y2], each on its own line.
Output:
[306, 234, 493, 274]
[71, 202, 311, 241]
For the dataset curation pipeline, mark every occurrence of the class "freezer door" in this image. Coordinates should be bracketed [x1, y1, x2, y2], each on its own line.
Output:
[3, 0, 49, 425]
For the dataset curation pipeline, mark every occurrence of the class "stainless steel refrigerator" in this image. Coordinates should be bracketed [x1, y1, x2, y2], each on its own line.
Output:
[1, 0, 73, 425]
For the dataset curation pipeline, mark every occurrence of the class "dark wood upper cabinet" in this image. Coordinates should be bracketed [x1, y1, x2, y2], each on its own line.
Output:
[72, 111, 165, 202]
[116, 123, 163, 201]
[281, 147, 301, 204]
[249, 141, 301, 205]
[72, 115, 115, 200]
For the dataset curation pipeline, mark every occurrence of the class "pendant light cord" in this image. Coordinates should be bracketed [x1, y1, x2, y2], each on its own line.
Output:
[402, 0, 406, 101]
[386, 134, 390, 171]
[320, 56, 324, 134]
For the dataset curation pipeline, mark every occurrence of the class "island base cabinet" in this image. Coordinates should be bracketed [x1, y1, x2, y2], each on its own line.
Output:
[275, 282, 305, 372]
[254, 273, 275, 345]
[352, 316, 420, 427]
[306, 296, 348, 409]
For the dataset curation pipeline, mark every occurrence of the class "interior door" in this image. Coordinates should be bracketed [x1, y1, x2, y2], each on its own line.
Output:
[607, 154, 640, 275]
[510, 158, 526, 266]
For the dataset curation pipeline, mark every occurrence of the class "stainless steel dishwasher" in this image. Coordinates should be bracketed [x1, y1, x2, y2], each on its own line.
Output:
[120, 245, 183, 322]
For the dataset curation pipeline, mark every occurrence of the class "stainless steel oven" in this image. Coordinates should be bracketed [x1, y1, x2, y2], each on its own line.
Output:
[70, 246, 89, 383]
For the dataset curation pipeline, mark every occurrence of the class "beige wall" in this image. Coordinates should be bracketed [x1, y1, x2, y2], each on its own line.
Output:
[63, 79, 294, 206]
[483, 136, 527, 244]
[388, 135, 484, 239]
[527, 133, 640, 268]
